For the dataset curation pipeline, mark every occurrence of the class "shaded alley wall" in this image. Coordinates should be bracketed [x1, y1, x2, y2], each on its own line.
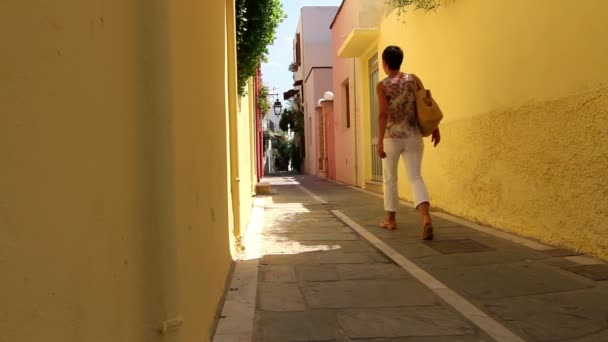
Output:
[0, 0, 245, 341]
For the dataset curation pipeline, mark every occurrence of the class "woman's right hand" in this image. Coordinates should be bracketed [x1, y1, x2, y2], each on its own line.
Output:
[377, 141, 386, 159]
[431, 128, 441, 147]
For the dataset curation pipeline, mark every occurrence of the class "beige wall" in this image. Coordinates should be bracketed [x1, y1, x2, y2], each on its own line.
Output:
[378, 0, 608, 258]
[0, 0, 240, 341]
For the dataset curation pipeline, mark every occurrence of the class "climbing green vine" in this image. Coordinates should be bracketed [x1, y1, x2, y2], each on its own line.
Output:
[257, 85, 270, 114]
[386, 0, 453, 17]
[236, 0, 286, 95]
[278, 104, 304, 134]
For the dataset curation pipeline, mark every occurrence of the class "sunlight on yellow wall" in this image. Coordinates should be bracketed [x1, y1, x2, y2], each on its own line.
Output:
[377, 0, 608, 258]
[169, 0, 237, 339]
[237, 81, 256, 240]
[358, 45, 380, 186]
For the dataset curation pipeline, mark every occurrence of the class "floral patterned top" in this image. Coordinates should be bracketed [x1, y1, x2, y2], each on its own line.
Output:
[381, 72, 420, 138]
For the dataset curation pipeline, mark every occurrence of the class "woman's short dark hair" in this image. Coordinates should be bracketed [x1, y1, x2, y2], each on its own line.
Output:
[382, 45, 404, 70]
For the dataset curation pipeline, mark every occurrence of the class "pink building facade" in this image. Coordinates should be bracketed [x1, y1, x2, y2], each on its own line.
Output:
[330, 0, 384, 186]
[304, 68, 334, 178]
[321, 100, 336, 180]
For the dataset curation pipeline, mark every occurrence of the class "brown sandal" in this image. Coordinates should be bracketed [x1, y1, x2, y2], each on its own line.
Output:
[421, 224, 434, 240]
[379, 219, 397, 230]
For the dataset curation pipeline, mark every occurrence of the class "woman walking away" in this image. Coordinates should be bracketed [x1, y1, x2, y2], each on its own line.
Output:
[376, 45, 441, 240]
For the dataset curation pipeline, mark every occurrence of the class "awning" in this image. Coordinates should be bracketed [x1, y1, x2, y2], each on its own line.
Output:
[337, 28, 379, 58]
[283, 89, 298, 100]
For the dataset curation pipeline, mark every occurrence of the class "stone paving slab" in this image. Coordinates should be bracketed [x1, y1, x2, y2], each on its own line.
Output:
[263, 226, 354, 234]
[255, 310, 338, 342]
[336, 264, 412, 280]
[261, 265, 296, 283]
[368, 227, 424, 240]
[246, 178, 604, 342]
[480, 288, 608, 341]
[338, 307, 476, 339]
[430, 226, 491, 239]
[296, 265, 341, 282]
[282, 232, 359, 241]
[538, 248, 581, 257]
[261, 254, 318, 265]
[298, 240, 376, 252]
[291, 217, 337, 222]
[353, 336, 493, 341]
[430, 263, 592, 300]
[256, 240, 344, 254]
[266, 223, 351, 230]
[287, 177, 608, 341]
[264, 214, 335, 219]
[414, 249, 546, 270]
[562, 264, 608, 281]
[425, 239, 494, 254]
[539, 257, 580, 269]
[301, 279, 440, 308]
[315, 222, 350, 227]
[258, 283, 306, 312]
[428, 217, 470, 228]
[268, 212, 334, 217]
[369, 251, 393, 263]
[386, 241, 443, 259]
[316, 251, 386, 264]
[457, 233, 549, 253]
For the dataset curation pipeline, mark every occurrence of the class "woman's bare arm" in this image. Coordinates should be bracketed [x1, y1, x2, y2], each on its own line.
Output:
[377, 82, 389, 143]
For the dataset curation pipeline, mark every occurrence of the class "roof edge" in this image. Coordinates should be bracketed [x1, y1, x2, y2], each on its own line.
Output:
[329, 0, 346, 29]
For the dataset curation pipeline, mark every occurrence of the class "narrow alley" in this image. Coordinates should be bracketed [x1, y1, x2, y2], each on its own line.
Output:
[2, 1, 607, 341]
[215, 176, 608, 342]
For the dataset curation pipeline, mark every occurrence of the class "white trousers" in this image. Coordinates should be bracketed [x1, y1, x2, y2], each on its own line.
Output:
[382, 136, 430, 212]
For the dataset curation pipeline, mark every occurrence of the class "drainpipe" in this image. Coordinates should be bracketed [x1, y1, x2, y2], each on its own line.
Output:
[255, 73, 263, 181]
[228, 95, 241, 238]
[226, 2, 241, 238]
[352, 57, 359, 186]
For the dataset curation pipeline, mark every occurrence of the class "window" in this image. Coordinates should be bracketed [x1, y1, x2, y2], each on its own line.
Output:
[295, 33, 302, 66]
[342, 79, 351, 129]
[369, 56, 382, 182]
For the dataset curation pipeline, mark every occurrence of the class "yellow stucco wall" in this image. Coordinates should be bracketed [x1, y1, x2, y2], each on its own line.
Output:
[236, 82, 257, 239]
[358, 46, 380, 186]
[0, 0, 245, 341]
[0, 1, 149, 341]
[377, 0, 608, 258]
[168, 0, 235, 340]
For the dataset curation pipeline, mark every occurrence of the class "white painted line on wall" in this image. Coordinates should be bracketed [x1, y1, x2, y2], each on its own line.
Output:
[332, 209, 525, 342]
[297, 184, 328, 204]
[348, 185, 553, 251]
[213, 197, 265, 341]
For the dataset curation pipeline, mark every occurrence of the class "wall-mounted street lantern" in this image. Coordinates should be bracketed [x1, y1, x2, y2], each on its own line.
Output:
[268, 93, 283, 116]
[273, 98, 283, 116]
